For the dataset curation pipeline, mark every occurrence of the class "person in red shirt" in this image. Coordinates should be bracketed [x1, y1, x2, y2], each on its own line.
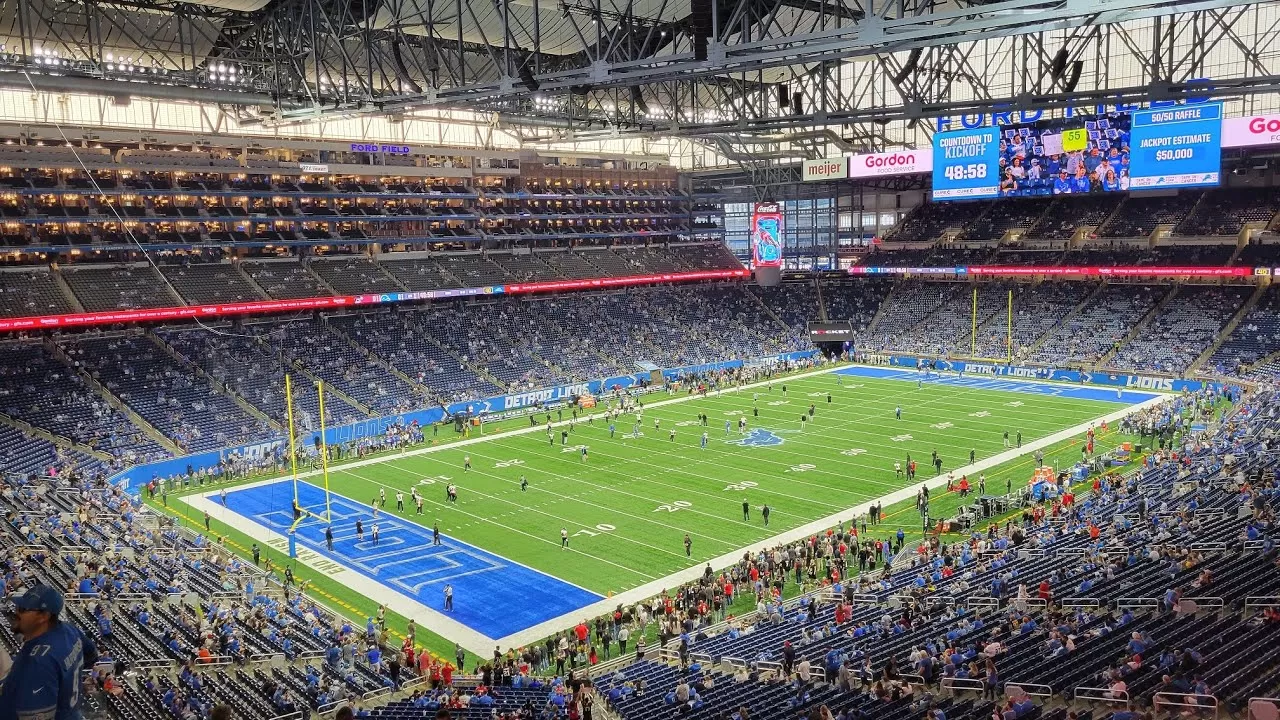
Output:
[1038, 579, 1051, 601]
[441, 662, 453, 685]
[574, 621, 589, 644]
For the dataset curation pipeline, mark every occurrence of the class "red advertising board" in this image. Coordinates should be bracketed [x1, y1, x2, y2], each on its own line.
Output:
[0, 269, 752, 334]
[965, 265, 1256, 277]
[504, 268, 749, 294]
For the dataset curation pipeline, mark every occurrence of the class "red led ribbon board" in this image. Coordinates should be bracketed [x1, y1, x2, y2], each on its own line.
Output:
[0, 269, 751, 333]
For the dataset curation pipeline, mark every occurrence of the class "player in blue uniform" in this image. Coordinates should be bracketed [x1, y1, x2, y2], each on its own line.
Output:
[1, 585, 97, 720]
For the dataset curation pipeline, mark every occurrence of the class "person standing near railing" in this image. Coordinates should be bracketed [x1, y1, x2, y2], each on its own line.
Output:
[0, 585, 98, 720]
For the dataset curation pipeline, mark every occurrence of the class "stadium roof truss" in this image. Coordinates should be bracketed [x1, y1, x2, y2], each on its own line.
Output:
[1, 0, 1280, 175]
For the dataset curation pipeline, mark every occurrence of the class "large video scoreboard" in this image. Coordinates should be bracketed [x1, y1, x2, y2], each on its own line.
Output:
[931, 102, 1224, 201]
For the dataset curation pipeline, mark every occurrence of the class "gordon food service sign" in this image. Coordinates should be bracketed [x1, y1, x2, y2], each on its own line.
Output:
[849, 149, 933, 178]
[1222, 114, 1280, 148]
[802, 157, 850, 181]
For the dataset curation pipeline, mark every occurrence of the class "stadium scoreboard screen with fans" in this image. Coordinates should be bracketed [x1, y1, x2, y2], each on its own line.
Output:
[932, 101, 1225, 200]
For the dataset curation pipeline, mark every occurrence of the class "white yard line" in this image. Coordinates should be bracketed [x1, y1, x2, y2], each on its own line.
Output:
[183, 363, 1167, 653]
[490, 391, 1166, 650]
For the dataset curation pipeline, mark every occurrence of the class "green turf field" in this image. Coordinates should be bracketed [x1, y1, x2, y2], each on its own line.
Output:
[149, 364, 1150, 663]
[277, 370, 1131, 595]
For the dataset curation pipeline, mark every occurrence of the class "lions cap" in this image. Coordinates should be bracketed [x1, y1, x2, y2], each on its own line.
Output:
[14, 584, 64, 617]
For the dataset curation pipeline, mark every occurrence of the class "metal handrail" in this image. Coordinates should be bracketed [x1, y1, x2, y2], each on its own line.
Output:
[1074, 686, 1128, 703]
[1179, 597, 1224, 613]
[968, 596, 1000, 611]
[1247, 697, 1280, 720]
[361, 687, 394, 701]
[1244, 597, 1280, 612]
[942, 677, 986, 693]
[1154, 691, 1219, 719]
[1116, 597, 1161, 609]
[1005, 681, 1054, 698]
[756, 660, 784, 677]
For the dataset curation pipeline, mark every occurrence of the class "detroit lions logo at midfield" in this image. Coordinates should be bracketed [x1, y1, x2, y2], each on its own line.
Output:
[728, 428, 785, 447]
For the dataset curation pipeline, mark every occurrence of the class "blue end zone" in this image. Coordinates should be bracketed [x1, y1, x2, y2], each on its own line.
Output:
[223, 481, 602, 639]
[835, 366, 1161, 404]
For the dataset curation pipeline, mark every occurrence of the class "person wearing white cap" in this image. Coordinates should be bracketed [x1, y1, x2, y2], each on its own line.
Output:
[1, 584, 98, 720]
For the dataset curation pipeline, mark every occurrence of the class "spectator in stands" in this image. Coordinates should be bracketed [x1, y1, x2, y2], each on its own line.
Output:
[0, 585, 98, 720]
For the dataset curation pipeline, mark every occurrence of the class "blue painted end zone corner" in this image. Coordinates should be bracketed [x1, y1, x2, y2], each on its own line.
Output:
[835, 365, 1162, 404]
[222, 481, 602, 639]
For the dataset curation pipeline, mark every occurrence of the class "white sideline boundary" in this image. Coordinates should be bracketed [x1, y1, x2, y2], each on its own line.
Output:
[182, 362, 1168, 654]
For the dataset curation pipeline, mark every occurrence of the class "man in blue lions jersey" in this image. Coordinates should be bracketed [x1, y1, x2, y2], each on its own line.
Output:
[0, 585, 97, 720]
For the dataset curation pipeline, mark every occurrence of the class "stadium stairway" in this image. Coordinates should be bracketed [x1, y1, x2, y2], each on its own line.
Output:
[529, 347, 575, 384]
[323, 315, 439, 398]
[0, 408, 113, 464]
[299, 258, 341, 297]
[1187, 283, 1268, 376]
[1089, 196, 1134, 239]
[1018, 282, 1106, 360]
[147, 330, 284, 433]
[234, 262, 277, 301]
[815, 282, 828, 322]
[399, 312, 514, 393]
[743, 284, 796, 334]
[1092, 284, 1180, 370]
[153, 264, 191, 308]
[43, 337, 183, 455]
[858, 282, 900, 339]
[249, 327, 380, 417]
[894, 282, 968, 344]
[48, 265, 87, 313]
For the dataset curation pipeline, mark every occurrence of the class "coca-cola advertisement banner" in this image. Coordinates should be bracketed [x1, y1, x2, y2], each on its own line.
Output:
[1222, 115, 1280, 148]
[751, 203, 784, 269]
[848, 149, 933, 179]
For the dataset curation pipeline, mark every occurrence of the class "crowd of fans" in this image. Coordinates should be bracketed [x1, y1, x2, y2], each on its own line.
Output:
[589, 385, 1279, 720]
[6, 264, 1280, 484]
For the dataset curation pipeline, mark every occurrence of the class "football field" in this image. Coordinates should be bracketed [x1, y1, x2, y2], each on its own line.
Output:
[182, 364, 1160, 652]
